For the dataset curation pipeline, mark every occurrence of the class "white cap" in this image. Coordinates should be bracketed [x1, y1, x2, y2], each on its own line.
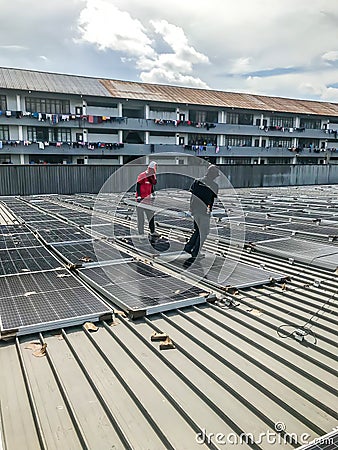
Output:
[148, 161, 157, 169]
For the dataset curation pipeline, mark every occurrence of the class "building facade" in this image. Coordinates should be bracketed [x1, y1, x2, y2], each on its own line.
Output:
[0, 67, 338, 166]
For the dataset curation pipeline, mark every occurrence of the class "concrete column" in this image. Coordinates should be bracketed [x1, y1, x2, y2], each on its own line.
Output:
[260, 113, 264, 126]
[83, 129, 88, 143]
[145, 131, 150, 144]
[294, 117, 300, 128]
[144, 104, 150, 119]
[259, 136, 263, 147]
[20, 154, 25, 164]
[292, 137, 297, 147]
[145, 155, 150, 164]
[118, 102, 123, 117]
[119, 155, 124, 165]
[82, 99, 87, 115]
[118, 130, 123, 142]
[221, 111, 226, 123]
[175, 133, 180, 145]
[218, 135, 225, 146]
[18, 125, 23, 141]
[16, 94, 21, 111]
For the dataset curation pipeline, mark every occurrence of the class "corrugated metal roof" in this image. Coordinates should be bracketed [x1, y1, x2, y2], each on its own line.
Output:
[0, 186, 337, 449]
[1, 66, 338, 116]
[0, 67, 110, 96]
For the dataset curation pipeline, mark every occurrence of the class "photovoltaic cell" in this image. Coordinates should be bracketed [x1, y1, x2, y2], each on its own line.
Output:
[37, 227, 92, 243]
[0, 246, 63, 276]
[0, 233, 41, 250]
[88, 223, 134, 238]
[52, 240, 132, 265]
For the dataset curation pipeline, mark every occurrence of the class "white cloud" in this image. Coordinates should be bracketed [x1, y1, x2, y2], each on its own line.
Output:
[140, 68, 208, 88]
[77, 0, 155, 58]
[0, 45, 28, 51]
[76, 1, 210, 88]
[322, 51, 338, 62]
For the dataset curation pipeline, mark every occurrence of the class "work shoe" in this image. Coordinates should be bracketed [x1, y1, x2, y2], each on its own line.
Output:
[149, 231, 161, 238]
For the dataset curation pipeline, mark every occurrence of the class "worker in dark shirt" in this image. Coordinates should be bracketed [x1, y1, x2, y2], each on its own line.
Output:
[135, 160, 160, 237]
[184, 165, 219, 259]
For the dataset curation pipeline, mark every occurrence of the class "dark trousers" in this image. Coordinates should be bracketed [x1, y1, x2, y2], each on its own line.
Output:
[184, 213, 210, 257]
[137, 205, 155, 234]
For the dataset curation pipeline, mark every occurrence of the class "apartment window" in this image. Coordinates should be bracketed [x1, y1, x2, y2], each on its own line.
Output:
[270, 116, 294, 128]
[226, 113, 239, 124]
[187, 134, 217, 146]
[0, 125, 9, 140]
[270, 138, 292, 148]
[189, 110, 218, 123]
[25, 97, 70, 114]
[299, 118, 321, 129]
[227, 135, 252, 147]
[27, 126, 71, 142]
[0, 95, 7, 111]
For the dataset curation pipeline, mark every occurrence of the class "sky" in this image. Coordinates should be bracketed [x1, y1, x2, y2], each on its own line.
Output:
[1, 0, 338, 101]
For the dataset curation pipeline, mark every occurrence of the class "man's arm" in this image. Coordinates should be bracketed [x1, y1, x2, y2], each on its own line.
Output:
[136, 182, 142, 197]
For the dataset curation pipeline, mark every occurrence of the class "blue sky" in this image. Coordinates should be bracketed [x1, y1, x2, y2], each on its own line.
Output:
[1, 0, 338, 101]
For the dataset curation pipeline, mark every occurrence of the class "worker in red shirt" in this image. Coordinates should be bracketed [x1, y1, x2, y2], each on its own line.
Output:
[136, 161, 160, 237]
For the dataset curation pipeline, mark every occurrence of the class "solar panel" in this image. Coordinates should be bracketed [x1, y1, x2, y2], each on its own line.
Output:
[255, 238, 338, 270]
[37, 227, 92, 244]
[268, 222, 338, 238]
[87, 223, 135, 238]
[212, 226, 284, 243]
[0, 246, 63, 276]
[0, 269, 112, 335]
[168, 254, 285, 288]
[79, 261, 209, 316]
[61, 215, 93, 226]
[52, 240, 132, 265]
[27, 219, 69, 231]
[155, 215, 193, 230]
[18, 212, 54, 222]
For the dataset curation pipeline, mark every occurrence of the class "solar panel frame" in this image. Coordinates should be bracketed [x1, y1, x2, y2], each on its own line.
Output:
[167, 254, 286, 289]
[0, 269, 112, 336]
[79, 261, 209, 316]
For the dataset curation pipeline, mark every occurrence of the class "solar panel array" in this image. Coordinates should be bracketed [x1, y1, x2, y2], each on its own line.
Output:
[0, 198, 112, 335]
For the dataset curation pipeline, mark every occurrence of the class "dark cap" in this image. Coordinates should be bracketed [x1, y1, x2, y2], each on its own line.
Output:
[206, 164, 219, 179]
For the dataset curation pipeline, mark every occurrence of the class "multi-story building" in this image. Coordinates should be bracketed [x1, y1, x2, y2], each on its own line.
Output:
[0, 66, 338, 166]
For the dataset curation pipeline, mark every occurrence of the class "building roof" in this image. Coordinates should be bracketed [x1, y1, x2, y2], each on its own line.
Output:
[1, 66, 338, 116]
[0, 185, 337, 449]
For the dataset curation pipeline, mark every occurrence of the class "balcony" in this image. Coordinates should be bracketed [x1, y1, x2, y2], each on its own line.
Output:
[0, 142, 329, 160]
[0, 113, 330, 140]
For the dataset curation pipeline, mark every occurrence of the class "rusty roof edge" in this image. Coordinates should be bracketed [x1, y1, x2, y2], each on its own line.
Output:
[1, 66, 338, 116]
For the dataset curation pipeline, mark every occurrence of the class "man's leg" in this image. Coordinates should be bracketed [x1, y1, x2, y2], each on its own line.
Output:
[136, 205, 145, 234]
[197, 214, 210, 253]
[144, 208, 155, 234]
[184, 218, 199, 255]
